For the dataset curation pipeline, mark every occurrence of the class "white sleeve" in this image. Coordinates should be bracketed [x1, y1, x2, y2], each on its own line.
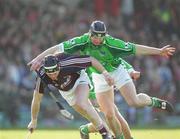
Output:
[57, 43, 65, 53]
[127, 68, 135, 74]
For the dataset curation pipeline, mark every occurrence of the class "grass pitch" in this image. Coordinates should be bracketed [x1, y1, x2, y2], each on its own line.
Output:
[0, 129, 180, 139]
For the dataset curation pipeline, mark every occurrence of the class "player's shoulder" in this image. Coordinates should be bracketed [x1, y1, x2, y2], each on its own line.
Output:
[105, 34, 114, 40]
[105, 34, 125, 46]
[79, 33, 89, 40]
[55, 53, 71, 61]
[38, 66, 46, 77]
[55, 53, 85, 62]
[66, 33, 89, 46]
[105, 34, 122, 42]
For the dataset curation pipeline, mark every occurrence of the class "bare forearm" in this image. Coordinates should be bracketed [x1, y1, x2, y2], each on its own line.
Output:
[90, 57, 114, 86]
[35, 45, 60, 61]
[31, 91, 42, 120]
[90, 57, 106, 73]
[31, 99, 40, 120]
[135, 44, 161, 55]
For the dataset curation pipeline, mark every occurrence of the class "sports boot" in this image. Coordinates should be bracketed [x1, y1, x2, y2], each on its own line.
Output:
[79, 125, 89, 139]
[151, 97, 174, 113]
[101, 133, 112, 139]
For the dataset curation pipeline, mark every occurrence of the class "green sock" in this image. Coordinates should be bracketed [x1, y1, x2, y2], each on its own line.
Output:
[116, 133, 124, 139]
[149, 97, 161, 108]
[80, 125, 89, 135]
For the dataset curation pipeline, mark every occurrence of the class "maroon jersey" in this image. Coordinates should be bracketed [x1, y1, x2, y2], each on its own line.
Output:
[36, 53, 91, 93]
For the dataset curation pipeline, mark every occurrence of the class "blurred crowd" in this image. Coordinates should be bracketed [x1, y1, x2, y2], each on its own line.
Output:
[0, 0, 180, 127]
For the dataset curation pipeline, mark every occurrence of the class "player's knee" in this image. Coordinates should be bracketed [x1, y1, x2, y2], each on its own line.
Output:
[74, 101, 88, 111]
[103, 109, 115, 120]
[127, 99, 140, 107]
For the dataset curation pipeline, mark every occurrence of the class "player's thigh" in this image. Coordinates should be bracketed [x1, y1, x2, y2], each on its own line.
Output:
[118, 81, 137, 102]
[96, 88, 115, 113]
[74, 84, 90, 102]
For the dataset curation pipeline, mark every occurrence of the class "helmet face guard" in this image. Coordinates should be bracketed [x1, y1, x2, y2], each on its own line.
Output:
[90, 31, 106, 37]
[44, 65, 59, 73]
[90, 20, 106, 37]
[44, 55, 59, 73]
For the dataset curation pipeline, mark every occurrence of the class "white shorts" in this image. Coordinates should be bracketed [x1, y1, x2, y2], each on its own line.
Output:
[58, 70, 91, 106]
[92, 65, 132, 93]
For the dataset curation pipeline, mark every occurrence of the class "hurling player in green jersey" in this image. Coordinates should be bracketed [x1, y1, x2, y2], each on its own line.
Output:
[28, 20, 175, 139]
[80, 59, 140, 139]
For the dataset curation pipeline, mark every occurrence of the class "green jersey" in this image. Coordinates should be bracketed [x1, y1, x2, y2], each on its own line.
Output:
[58, 33, 136, 99]
[59, 33, 136, 73]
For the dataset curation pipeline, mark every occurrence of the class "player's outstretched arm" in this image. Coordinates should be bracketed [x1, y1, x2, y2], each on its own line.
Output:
[135, 44, 175, 58]
[27, 89, 43, 133]
[27, 45, 60, 71]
